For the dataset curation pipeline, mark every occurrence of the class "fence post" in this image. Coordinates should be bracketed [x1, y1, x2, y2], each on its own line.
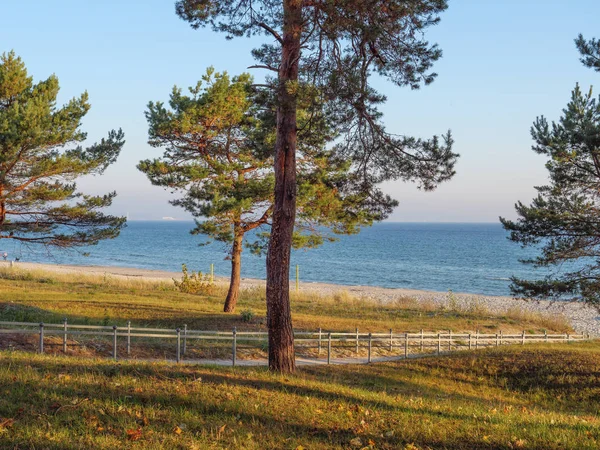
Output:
[448, 330, 452, 352]
[355, 327, 359, 355]
[176, 328, 181, 363]
[437, 333, 441, 355]
[500, 330, 503, 346]
[112, 325, 118, 361]
[468, 333, 472, 350]
[63, 318, 68, 353]
[522, 330, 525, 345]
[183, 324, 187, 355]
[495, 333, 499, 347]
[39, 322, 44, 354]
[545, 330, 548, 343]
[420, 329, 424, 352]
[318, 328, 322, 355]
[327, 332, 332, 365]
[127, 321, 131, 356]
[389, 328, 393, 352]
[368, 333, 372, 363]
[475, 329, 479, 350]
[404, 333, 409, 359]
[567, 333, 570, 344]
[232, 327, 237, 367]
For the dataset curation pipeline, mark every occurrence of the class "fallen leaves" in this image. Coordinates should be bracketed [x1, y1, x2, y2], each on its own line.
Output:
[509, 437, 527, 449]
[126, 427, 143, 441]
[0, 418, 15, 432]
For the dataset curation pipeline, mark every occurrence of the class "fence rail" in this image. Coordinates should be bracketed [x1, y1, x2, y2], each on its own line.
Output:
[0, 320, 590, 366]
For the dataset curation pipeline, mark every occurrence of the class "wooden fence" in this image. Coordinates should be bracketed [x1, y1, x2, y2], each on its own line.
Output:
[0, 320, 590, 366]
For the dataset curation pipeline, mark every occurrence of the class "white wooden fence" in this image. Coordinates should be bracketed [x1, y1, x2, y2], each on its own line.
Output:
[0, 320, 589, 366]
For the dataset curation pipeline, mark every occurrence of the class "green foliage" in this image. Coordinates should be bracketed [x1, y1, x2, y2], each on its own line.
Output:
[240, 308, 255, 322]
[0, 51, 125, 249]
[138, 70, 272, 248]
[176, 0, 458, 191]
[501, 41, 600, 306]
[576, 34, 600, 72]
[173, 264, 214, 295]
[138, 68, 396, 256]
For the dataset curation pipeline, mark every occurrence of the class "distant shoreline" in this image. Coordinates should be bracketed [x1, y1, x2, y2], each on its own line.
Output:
[1, 260, 598, 335]
[0, 260, 495, 298]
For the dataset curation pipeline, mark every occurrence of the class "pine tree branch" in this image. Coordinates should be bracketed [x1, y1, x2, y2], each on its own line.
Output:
[256, 22, 283, 44]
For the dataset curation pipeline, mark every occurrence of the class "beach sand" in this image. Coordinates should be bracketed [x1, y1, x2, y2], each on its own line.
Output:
[3, 261, 599, 335]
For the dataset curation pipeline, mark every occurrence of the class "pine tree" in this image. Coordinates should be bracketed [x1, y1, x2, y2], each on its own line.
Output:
[575, 34, 600, 72]
[139, 69, 396, 312]
[0, 51, 125, 251]
[501, 37, 600, 307]
[175, 0, 458, 372]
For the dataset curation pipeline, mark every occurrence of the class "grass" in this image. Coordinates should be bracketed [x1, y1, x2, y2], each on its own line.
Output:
[0, 266, 576, 361]
[0, 267, 572, 334]
[0, 342, 599, 449]
[0, 267, 595, 448]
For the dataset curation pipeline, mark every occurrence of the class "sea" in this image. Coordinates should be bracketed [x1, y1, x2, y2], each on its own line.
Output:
[5, 221, 548, 297]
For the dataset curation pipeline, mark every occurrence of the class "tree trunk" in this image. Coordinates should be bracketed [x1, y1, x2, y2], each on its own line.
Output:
[223, 228, 243, 313]
[265, 0, 302, 373]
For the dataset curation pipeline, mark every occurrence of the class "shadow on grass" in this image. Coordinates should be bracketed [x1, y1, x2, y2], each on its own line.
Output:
[2, 352, 599, 450]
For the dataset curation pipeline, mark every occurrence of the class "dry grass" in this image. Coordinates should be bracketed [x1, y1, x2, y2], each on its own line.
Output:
[0, 266, 572, 335]
[502, 305, 571, 332]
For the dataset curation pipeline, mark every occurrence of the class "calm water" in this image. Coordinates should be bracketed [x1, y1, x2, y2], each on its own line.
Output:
[10, 221, 546, 296]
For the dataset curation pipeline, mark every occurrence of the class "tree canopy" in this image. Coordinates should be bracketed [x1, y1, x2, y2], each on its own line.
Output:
[576, 34, 600, 72]
[139, 68, 396, 312]
[0, 51, 125, 251]
[501, 37, 600, 307]
[176, 0, 457, 191]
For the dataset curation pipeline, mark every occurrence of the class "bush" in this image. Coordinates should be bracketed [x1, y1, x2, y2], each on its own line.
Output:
[240, 309, 255, 323]
[173, 264, 214, 295]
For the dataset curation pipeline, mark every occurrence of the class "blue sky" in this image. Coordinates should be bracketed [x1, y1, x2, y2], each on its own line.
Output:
[1, 0, 598, 222]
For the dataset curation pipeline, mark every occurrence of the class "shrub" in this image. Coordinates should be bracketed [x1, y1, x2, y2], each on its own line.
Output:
[240, 309, 255, 323]
[173, 264, 213, 295]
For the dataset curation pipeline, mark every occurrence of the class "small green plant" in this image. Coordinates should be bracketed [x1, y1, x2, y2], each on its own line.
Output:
[173, 264, 214, 295]
[446, 290, 460, 312]
[240, 309, 255, 323]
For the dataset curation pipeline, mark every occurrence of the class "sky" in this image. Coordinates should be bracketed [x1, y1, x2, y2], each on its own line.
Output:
[1, 0, 598, 222]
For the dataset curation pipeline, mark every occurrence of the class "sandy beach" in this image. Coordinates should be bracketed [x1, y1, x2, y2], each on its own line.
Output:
[4, 261, 599, 336]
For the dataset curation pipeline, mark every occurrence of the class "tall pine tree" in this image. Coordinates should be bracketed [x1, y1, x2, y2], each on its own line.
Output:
[0, 52, 125, 251]
[139, 69, 395, 313]
[501, 36, 600, 307]
[175, 0, 458, 372]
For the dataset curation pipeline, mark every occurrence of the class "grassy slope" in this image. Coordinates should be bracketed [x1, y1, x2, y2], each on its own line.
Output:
[0, 269, 570, 334]
[0, 343, 599, 449]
